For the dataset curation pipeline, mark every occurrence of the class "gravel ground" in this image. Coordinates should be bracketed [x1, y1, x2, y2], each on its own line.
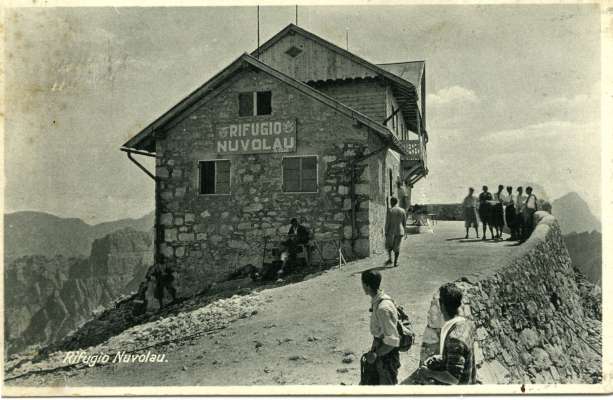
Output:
[7, 221, 520, 387]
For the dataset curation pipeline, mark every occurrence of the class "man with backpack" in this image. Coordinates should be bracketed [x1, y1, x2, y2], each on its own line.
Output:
[361, 270, 401, 385]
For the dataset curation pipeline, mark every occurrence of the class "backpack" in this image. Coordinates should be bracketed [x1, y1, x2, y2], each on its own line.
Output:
[376, 298, 416, 352]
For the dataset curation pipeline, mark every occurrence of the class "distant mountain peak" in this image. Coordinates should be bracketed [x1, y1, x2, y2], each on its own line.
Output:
[552, 192, 600, 235]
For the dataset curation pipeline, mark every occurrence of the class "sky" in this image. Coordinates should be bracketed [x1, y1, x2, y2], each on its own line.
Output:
[3, 4, 602, 223]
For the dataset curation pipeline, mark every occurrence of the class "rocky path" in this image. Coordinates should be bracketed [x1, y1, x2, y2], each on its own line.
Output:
[10, 221, 521, 387]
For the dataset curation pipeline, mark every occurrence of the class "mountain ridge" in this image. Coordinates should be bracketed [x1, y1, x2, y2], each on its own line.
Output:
[3, 210, 155, 262]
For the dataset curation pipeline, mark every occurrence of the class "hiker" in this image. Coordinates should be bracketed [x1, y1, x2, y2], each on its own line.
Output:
[492, 185, 505, 239]
[279, 218, 311, 275]
[502, 186, 518, 240]
[384, 197, 407, 267]
[462, 187, 479, 239]
[478, 186, 494, 240]
[514, 186, 527, 241]
[521, 186, 538, 242]
[361, 270, 401, 385]
[414, 283, 476, 385]
[152, 260, 177, 308]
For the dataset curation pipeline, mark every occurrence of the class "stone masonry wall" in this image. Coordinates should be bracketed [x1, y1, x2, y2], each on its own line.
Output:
[419, 212, 602, 384]
[155, 68, 391, 296]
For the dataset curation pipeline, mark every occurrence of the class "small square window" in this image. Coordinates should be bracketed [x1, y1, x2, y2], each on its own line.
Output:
[199, 160, 231, 194]
[283, 156, 318, 193]
[238, 91, 272, 117]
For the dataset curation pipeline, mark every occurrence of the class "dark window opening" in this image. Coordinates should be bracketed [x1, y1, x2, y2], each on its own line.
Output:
[199, 160, 231, 194]
[257, 91, 272, 115]
[238, 91, 272, 117]
[285, 46, 303, 58]
[389, 168, 393, 197]
[283, 156, 317, 192]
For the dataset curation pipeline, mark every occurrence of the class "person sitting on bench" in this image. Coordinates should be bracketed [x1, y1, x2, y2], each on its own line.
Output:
[279, 218, 311, 275]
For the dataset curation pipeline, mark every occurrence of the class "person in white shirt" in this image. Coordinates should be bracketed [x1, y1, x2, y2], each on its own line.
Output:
[462, 187, 479, 239]
[361, 270, 401, 385]
[514, 187, 527, 241]
[521, 186, 538, 242]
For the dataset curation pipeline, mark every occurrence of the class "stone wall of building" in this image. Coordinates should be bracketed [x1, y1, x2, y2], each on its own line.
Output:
[419, 212, 602, 384]
[155, 68, 397, 296]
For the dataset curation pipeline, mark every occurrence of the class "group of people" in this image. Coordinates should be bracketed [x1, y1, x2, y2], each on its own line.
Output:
[361, 270, 475, 385]
[462, 185, 539, 242]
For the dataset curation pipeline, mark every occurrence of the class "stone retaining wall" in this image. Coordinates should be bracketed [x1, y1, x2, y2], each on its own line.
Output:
[419, 212, 602, 384]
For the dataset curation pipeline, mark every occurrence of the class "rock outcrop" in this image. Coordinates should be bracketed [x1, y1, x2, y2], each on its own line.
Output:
[419, 212, 601, 384]
[4, 228, 153, 356]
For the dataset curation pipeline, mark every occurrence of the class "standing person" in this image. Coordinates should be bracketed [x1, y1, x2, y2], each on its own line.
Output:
[397, 181, 409, 212]
[384, 197, 407, 267]
[414, 283, 476, 385]
[152, 260, 177, 309]
[492, 185, 505, 239]
[515, 187, 527, 241]
[522, 187, 538, 242]
[502, 186, 517, 240]
[478, 186, 494, 240]
[361, 270, 401, 385]
[462, 188, 479, 239]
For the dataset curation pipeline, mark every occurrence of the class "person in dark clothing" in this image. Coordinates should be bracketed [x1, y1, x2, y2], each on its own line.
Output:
[503, 186, 518, 240]
[492, 185, 505, 239]
[279, 218, 311, 274]
[478, 186, 494, 240]
[152, 261, 177, 308]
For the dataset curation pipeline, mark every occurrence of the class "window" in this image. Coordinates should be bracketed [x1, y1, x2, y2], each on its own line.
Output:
[238, 91, 272, 117]
[199, 160, 231, 194]
[283, 156, 317, 192]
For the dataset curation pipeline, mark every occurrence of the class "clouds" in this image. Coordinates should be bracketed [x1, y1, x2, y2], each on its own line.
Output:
[427, 85, 480, 107]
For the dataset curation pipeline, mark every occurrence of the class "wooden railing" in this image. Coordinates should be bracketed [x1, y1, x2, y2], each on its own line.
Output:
[400, 140, 424, 161]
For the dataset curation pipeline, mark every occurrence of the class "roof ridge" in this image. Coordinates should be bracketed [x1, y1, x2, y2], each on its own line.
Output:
[252, 23, 417, 92]
[123, 52, 405, 154]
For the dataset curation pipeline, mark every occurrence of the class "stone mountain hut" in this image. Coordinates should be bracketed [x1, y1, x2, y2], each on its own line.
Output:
[122, 24, 429, 296]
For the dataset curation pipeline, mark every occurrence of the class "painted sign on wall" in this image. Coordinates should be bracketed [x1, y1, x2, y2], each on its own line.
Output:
[216, 120, 296, 154]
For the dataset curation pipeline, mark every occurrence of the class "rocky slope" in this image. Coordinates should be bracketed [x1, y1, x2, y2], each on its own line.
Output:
[4, 211, 154, 263]
[4, 228, 153, 356]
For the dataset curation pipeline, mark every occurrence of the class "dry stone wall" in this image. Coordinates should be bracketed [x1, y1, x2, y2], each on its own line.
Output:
[419, 212, 602, 384]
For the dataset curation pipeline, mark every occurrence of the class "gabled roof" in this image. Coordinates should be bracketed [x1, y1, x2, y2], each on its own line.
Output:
[252, 24, 424, 134]
[253, 24, 417, 91]
[377, 61, 425, 90]
[122, 53, 405, 154]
